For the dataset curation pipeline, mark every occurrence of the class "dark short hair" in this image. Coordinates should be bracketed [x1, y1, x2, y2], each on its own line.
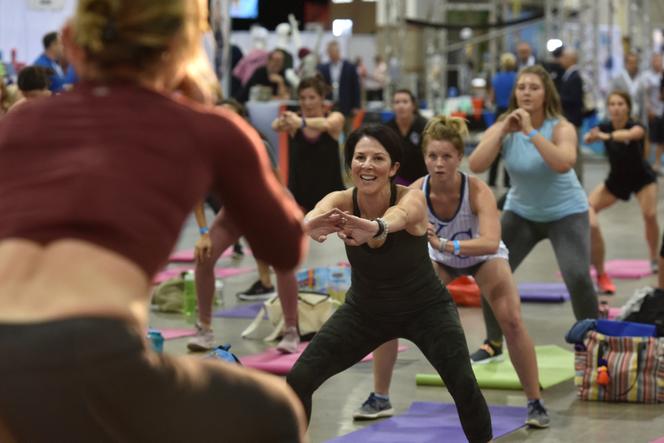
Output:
[43, 32, 58, 50]
[607, 90, 633, 115]
[17, 66, 52, 92]
[297, 75, 330, 97]
[344, 124, 403, 170]
[392, 88, 420, 115]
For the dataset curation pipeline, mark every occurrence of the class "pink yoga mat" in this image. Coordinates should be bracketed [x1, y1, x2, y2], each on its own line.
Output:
[153, 265, 254, 284]
[241, 343, 408, 375]
[650, 437, 664, 443]
[608, 307, 621, 320]
[169, 247, 252, 262]
[159, 328, 197, 340]
[559, 259, 653, 280]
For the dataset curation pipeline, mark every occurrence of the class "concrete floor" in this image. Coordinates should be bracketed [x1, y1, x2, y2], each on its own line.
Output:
[155, 157, 664, 443]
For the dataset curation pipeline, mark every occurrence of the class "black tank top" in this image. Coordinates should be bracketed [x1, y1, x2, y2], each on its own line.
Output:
[288, 129, 345, 212]
[344, 184, 451, 318]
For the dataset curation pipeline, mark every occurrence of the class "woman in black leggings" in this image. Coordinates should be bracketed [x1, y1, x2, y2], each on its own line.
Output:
[287, 124, 492, 443]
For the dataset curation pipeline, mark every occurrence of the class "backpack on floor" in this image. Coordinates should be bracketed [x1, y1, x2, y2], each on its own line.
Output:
[151, 277, 184, 313]
[622, 288, 664, 336]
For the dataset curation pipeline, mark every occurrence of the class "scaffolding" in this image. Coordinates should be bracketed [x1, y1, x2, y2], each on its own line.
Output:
[376, 0, 659, 112]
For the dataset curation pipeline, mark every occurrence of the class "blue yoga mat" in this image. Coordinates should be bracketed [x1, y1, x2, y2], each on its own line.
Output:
[326, 402, 525, 443]
[213, 302, 264, 319]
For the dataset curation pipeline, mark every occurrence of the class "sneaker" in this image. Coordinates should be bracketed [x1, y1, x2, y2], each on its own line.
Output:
[651, 260, 659, 274]
[352, 393, 395, 420]
[187, 323, 215, 352]
[597, 273, 616, 295]
[232, 242, 244, 260]
[525, 399, 550, 428]
[236, 280, 276, 301]
[470, 340, 504, 364]
[276, 326, 300, 354]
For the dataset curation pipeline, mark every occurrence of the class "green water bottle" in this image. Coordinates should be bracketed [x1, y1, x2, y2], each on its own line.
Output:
[182, 270, 197, 323]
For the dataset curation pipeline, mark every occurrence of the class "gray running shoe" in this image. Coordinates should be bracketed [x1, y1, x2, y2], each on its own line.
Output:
[352, 393, 395, 420]
[526, 399, 550, 428]
[186, 323, 215, 352]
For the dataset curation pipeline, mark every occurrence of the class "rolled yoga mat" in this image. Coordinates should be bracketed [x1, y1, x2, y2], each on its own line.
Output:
[326, 401, 525, 443]
[241, 343, 408, 376]
[518, 282, 570, 302]
[416, 345, 574, 390]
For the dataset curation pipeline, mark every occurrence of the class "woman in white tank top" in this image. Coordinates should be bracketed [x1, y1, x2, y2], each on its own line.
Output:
[355, 116, 550, 428]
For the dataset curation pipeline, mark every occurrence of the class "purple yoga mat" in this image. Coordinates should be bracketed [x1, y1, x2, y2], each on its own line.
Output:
[518, 282, 570, 302]
[213, 302, 265, 319]
[327, 402, 525, 443]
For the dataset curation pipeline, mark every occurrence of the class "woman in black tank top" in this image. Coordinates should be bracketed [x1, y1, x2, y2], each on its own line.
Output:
[287, 125, 492, 442]
[584, 91, 659, 294]
[273, 76, 345, 211]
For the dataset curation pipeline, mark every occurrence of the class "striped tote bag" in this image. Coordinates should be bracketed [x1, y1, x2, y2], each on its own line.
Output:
[575, 331, 664, 403]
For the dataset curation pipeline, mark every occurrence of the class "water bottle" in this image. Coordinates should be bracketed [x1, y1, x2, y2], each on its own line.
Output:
[182, 270, 197, 323]
[147, 328, 164, 353]
[328, 268, 348, 303]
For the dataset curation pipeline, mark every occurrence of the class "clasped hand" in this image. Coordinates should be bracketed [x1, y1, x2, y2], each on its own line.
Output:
[305, 208, 379, 246]
[502, 108, 534, 136]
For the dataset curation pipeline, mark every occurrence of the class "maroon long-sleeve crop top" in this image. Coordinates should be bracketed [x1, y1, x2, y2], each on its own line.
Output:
[0, 82, 306, 277]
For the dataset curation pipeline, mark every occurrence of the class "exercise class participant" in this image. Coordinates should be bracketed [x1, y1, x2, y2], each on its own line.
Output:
[468, 65, 598, 365]
[0, 1, 307, 441]
[287, 124, 493, 443]
[584, 90, 659, 294]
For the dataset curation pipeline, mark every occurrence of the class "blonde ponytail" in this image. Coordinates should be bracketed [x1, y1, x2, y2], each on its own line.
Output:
[422, 115, 469, 155]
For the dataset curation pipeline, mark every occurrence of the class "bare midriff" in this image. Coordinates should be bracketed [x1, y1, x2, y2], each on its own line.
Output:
[0, 239, 151, 328]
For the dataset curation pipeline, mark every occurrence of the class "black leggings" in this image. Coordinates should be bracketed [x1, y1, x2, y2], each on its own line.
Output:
[0, 317, 304, 443]
[287, 299, 493, 443]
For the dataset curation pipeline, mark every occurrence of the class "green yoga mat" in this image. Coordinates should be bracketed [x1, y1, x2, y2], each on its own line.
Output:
[416, 345, 574, 390]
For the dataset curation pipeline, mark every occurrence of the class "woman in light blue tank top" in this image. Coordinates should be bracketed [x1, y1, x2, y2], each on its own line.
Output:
[469, 65, 598, 356]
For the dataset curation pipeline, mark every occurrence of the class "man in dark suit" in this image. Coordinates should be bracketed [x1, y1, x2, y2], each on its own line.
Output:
[318, 41, 361, 122]
[555, 47, 585, 183]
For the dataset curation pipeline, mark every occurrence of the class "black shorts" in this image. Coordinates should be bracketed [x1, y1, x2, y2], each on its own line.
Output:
[605, 171, 657, 201]
[435, 260, 487, 278]
[0, 317, 303, 442]
[649, 115, 664, 144]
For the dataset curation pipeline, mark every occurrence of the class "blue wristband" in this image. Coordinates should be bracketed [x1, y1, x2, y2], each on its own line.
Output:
[526, 129, 538, 139]
[453, 240, 461, 256]
[301, 116, 306, 128]
[199, 226, 209, 235]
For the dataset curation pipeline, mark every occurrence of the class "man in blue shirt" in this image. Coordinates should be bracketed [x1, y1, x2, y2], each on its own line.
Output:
[33, 32, 65, 93]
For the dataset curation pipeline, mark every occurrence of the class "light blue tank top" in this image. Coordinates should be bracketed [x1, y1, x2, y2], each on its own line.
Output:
[502, 118, 588, 222]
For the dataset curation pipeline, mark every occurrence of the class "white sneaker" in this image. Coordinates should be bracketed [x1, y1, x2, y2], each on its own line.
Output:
[187, 324, 215, 352]
[276, 326, 300, 354]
